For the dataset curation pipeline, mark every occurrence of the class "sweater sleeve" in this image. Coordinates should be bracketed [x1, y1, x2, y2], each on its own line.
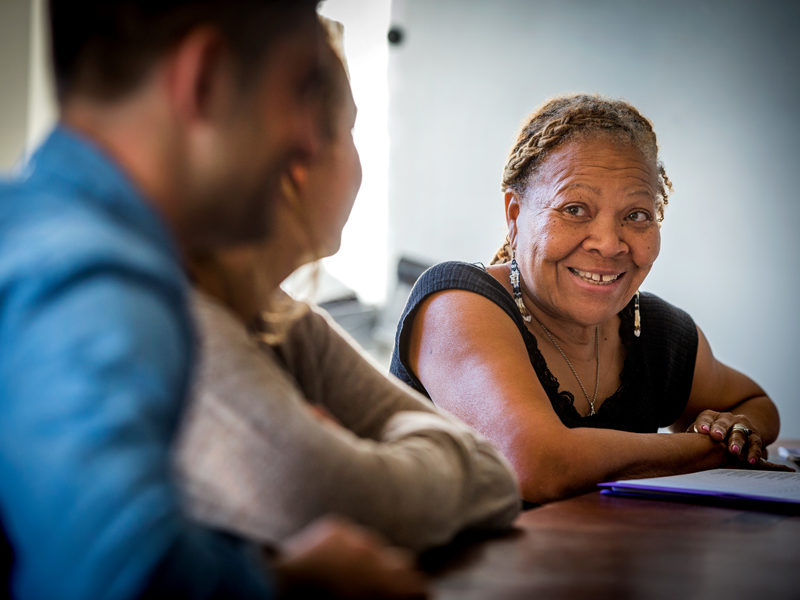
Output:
[174, 293, 520, 553]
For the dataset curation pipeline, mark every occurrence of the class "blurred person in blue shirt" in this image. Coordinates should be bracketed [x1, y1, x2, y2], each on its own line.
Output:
[0, 1, 427, 599]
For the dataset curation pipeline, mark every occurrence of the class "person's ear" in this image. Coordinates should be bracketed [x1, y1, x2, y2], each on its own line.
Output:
[165, 27, 230, 125]
[288, 163, 310, 196]
[505, 188, 521, 248]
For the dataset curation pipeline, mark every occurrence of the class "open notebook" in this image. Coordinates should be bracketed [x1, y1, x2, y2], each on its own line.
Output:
[599, 469, 800, 511]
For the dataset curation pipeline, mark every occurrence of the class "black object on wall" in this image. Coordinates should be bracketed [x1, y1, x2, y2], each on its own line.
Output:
[387, 26, 404, 45]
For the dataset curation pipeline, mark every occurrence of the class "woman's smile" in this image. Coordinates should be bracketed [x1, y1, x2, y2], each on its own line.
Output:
[567, 267, 625, 285]
[562, 263, 630, 305]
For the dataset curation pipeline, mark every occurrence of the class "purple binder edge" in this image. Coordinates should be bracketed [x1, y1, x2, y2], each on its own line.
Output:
[597, 481, 800, 505]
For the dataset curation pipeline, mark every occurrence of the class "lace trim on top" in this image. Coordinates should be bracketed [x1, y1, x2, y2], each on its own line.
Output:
[519, 298, 638, 422]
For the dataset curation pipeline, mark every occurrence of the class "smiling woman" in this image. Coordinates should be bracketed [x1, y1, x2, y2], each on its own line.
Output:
[503, 139, 661, 333]
[389, 93, 790, 506]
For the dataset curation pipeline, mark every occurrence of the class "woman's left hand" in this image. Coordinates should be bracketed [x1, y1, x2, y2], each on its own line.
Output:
[687, 410, 763, 465]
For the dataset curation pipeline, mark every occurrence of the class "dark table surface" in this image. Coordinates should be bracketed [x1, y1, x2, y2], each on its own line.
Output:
[424, 440, 800, 600]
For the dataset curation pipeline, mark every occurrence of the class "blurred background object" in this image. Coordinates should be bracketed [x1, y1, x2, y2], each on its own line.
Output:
[2, 0, 798, 436]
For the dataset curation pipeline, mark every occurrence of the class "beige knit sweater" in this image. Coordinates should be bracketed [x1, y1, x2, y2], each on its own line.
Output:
[174, 291, 520, 552]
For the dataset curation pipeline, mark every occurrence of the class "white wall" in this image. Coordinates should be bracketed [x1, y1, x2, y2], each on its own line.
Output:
[26, 0, 57, 152]
[387, 0, 800, 437]
[0, 0, 31, 169]
[0, 0, 56, 171]
[318, 0, 392, 304]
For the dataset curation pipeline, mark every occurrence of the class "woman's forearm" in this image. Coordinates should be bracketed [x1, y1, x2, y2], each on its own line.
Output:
[588, 430, 729, 482]
[518, 428, 728, 503]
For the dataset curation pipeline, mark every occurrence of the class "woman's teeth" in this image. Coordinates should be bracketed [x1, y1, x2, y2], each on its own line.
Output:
[569, 268, 621, 285]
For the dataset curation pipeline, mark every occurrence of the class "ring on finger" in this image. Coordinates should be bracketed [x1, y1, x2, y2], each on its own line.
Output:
[731, 424, 753, 437]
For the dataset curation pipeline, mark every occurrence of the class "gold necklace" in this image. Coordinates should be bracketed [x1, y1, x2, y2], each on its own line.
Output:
[509, 257, 600, 415]
[536, 320, 600, 417]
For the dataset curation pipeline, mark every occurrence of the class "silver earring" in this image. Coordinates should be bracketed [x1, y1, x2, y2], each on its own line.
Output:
[634, 290, 641, 337]
[509, 253, 532, 323]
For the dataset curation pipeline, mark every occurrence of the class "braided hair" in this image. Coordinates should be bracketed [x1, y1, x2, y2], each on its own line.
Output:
[490, 94, 673, 265]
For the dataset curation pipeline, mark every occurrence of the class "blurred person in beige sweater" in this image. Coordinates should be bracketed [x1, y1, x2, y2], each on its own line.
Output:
[175, 20, 520, 555]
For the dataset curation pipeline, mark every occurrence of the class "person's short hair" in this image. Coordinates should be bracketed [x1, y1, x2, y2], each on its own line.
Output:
[49, 0, 320, 102]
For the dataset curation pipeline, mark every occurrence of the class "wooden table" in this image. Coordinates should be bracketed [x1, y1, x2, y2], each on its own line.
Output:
[424, 440, 800, 600]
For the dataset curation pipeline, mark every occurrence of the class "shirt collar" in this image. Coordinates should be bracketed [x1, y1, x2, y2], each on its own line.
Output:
[25, 124, 181, 262]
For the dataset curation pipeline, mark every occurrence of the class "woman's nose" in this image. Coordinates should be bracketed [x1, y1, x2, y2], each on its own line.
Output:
[582, 216, 628, 257]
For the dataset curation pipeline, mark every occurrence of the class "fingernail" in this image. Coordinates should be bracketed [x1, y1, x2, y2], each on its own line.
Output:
[701, 425, 709, 432]
[714, 430, 723, 436]
[750, 458, 756, 465]
[732, 445, 740, 454]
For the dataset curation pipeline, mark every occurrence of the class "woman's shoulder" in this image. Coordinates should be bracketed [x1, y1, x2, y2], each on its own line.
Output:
[188, 289, 310, 411]
[401, 260, 525, 350]
[414, 260, 493, 289]
[390, 260, 526, 394]
[191, 289, 252, 350]
[409, 260, 518, 317]
[191, 288, 316, 370]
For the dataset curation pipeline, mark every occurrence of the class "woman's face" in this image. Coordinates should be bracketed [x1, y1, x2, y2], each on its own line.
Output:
[509, 137, 661, 327]
[293, 68, 362, 258]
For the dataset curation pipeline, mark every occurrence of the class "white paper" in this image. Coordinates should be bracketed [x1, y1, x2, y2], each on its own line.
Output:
[606, 469, 800, 503]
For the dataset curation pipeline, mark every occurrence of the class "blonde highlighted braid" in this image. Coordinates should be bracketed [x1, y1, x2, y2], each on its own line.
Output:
[490, 94, 673, 265]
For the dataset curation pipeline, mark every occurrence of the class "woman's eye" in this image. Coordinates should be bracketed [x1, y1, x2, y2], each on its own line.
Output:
[626, 210, 651, 222]
[564, 205, 587, 217]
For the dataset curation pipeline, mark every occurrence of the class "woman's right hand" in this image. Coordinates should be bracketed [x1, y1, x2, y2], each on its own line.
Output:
[687, 410, 794, 472]
[275, 515, 428, 599]
[687, 410, 763, 464]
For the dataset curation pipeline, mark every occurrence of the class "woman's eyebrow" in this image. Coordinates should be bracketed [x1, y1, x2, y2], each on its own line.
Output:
[557, 182, 601, 195]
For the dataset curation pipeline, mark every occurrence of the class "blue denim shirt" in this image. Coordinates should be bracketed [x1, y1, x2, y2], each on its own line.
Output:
[0, 127, 274, 600]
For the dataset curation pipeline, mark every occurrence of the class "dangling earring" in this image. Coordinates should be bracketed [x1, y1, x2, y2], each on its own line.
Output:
[509, 252, 532, 323]
[634, 290, 641, 337]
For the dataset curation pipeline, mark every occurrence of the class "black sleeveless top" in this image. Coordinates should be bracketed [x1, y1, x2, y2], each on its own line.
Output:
[389, 261, 699, 433]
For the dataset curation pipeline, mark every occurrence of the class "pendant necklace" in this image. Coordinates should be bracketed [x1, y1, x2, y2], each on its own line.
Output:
[509, 257, 600, 416]
[537, 322, 600, 416]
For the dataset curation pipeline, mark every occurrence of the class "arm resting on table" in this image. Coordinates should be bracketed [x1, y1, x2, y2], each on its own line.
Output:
[408, 290, 729, 505]
[176, 297, 520, 553]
